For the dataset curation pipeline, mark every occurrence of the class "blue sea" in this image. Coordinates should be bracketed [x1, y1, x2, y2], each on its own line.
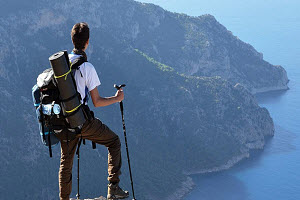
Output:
[138, 1, 300, 199]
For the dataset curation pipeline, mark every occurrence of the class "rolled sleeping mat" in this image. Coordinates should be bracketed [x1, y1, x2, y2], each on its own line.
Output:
[49, 51, 86, 128]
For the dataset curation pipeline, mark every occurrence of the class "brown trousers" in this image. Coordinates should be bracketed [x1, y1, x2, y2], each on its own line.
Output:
[59, 118, 122, 200]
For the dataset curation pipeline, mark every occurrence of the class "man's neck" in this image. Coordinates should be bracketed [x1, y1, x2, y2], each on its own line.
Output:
[73, 49, 87, 61]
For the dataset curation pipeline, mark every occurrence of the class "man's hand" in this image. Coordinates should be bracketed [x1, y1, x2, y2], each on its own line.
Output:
[90, 87, 124, 107]
[115, 89, 124, 102]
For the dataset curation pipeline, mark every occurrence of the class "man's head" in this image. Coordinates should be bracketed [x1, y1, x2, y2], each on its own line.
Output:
[71, 22, 89, 50]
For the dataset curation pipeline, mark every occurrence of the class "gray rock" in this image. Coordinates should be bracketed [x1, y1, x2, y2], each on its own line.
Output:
[70, 197, 106, 200]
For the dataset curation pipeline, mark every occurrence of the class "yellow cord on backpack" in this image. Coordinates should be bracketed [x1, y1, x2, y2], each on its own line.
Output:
[54, 62, 73, 80]
[65, 104, 81, 113]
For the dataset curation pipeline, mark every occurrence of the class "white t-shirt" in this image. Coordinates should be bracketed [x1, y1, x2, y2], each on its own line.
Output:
[69, 53, 101, 104]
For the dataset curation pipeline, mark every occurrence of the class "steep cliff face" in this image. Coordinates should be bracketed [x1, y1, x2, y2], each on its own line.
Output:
[0, 0, 276, 200]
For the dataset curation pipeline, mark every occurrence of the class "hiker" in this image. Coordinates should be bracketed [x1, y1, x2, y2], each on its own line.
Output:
[58, 22, 129, 200]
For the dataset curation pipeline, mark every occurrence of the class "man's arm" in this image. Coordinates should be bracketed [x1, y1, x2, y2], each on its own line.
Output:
[90, 87, 124, 107]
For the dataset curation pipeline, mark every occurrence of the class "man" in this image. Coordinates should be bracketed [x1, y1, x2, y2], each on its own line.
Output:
[59, 22, 129, 200]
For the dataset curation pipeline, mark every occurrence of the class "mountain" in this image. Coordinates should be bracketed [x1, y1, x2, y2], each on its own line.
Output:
[0, 0, 280, 199]
[65, 0, 287, 94]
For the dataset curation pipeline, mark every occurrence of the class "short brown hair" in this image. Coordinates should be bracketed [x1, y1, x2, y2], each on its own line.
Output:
[71, 22, 89, 50]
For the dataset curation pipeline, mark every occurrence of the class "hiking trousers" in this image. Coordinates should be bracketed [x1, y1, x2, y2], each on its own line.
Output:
[59, 118, 122, 200]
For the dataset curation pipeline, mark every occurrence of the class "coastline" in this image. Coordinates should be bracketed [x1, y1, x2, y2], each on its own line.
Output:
[166, 177, 195, 200]
[168, 153, 250, 200]
[183, 153, 250, 176]
[168, 85, 286, 200]
[251, 85, 289, 95]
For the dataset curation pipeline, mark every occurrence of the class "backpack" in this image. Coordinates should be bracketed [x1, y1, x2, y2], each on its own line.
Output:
[32, 55, 93, 157]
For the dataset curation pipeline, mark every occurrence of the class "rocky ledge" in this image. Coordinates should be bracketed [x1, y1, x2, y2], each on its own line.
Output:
[70, 197, 106, 200]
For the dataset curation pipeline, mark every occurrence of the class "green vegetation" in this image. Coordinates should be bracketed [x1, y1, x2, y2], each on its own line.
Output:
[134, 48, 175, 72]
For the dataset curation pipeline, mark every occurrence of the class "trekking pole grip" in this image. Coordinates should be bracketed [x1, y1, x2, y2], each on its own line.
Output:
[114, 84, 126, 91]
[114, 84, 126, 108]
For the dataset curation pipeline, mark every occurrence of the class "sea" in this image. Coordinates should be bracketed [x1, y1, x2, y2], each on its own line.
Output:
[137, 0, 300, 199]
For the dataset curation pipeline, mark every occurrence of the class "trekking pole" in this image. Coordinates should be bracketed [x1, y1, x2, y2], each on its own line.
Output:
[114, 84, 136, 200]
[76, 137, 83, 199]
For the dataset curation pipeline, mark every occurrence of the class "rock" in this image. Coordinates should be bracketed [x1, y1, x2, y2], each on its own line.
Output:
[70, 197, 106, 200]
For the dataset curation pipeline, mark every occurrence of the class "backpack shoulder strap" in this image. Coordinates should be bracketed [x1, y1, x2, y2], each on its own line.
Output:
[70, 55, 96, 150]
[71, 56, 87, 70]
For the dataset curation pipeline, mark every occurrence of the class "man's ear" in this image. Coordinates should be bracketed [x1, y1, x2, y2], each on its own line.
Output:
[84, 39, 89, 50]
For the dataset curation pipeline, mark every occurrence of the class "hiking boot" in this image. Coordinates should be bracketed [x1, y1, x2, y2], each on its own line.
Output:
[107, 183, 129, 199]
